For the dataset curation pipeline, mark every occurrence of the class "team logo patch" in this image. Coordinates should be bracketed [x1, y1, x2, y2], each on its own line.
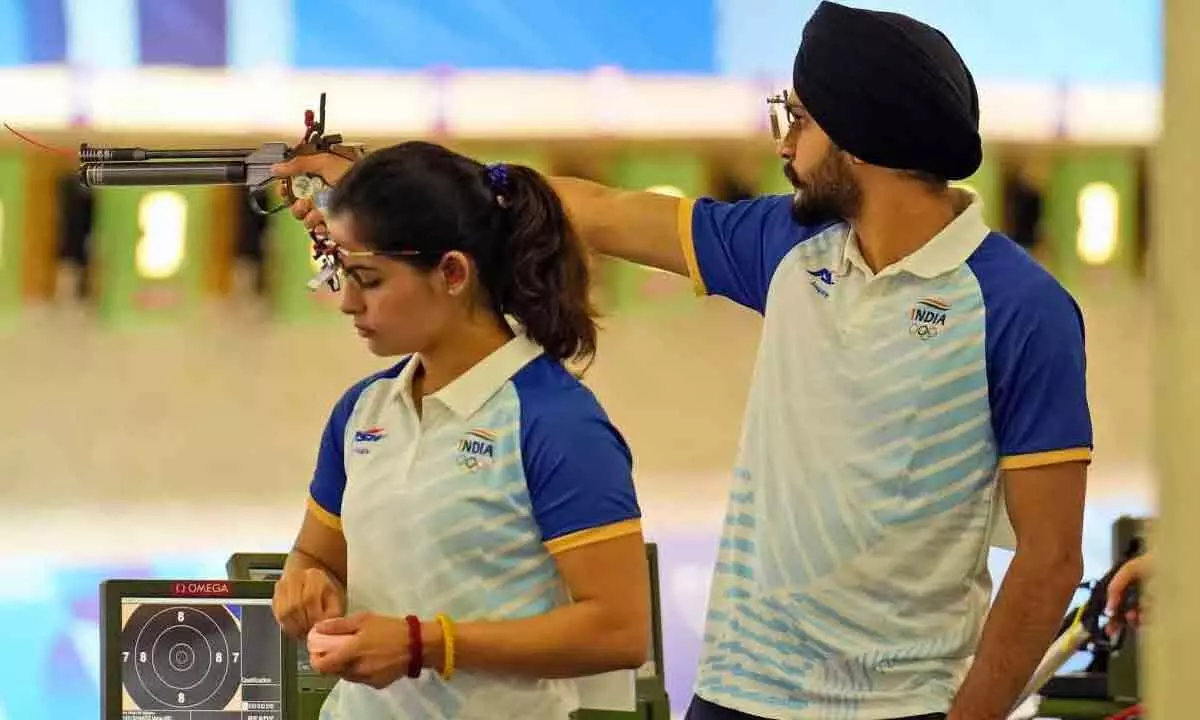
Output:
[456, 428, 496, 472]
[354, 427, 386, 442]
[808, 268, 836, 286]
[807, 267, 835, 298]
[909, 297, 951, 340]
[352, 427, 386, 454]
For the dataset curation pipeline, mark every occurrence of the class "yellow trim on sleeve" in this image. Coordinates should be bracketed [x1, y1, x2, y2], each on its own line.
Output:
[999, 447, 1093, 470]
[676, 197, 706, 296]
[545, 518, 643, 555]
[307, 495, 343, 530]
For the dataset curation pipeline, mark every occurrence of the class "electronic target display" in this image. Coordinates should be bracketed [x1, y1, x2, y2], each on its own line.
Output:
[101, 580, 296, 720]
[223, 553, 320, 677]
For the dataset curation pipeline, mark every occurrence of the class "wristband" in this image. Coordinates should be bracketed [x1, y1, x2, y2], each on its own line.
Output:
[435, 613, 456, 680]
[404, 614, 423, 679]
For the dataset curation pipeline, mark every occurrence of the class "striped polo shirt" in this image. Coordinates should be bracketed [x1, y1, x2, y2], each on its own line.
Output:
[679, 192, 1093, 718]
[308, 334, 642, 719]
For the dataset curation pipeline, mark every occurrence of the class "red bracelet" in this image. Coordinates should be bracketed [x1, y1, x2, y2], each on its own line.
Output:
[405, 615, 423, 679]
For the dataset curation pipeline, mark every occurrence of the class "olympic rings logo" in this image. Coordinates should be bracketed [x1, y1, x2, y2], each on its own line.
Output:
[457, 454, 489, 472]
[909, 323, 940, 341]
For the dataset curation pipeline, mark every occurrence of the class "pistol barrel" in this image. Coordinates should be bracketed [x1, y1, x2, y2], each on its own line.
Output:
[79, 161, 248, 188]
[79, 145, 256, 162]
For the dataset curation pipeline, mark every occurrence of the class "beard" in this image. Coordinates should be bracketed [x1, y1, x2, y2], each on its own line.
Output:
[784, 147, 863, 227]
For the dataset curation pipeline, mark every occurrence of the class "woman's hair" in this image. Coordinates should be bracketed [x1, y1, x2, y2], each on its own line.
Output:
[326, 141, 598, 364]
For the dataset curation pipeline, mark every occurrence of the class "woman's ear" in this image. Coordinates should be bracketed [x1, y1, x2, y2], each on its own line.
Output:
[439, 251, 472, 296]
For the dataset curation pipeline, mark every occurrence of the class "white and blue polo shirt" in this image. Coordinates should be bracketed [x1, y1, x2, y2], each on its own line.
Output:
[678, 192, 1093, 719]
[306, 334, 642, 720]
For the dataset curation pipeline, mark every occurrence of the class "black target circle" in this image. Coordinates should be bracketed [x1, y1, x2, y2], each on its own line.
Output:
[150, 626, 212, 691]
[121, 604, 242, 711]
[168, 642, 195, 672]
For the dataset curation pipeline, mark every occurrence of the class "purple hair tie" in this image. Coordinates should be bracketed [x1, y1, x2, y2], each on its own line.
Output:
[485, 162, 510, 207]
[485, 163, 509, 191]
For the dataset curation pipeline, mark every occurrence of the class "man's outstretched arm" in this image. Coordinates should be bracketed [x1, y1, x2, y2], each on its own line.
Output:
[547, 177, 688, 275]
[269, 152, 689, 275]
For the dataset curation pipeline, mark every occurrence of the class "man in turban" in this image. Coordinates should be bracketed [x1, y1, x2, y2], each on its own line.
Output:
[274, 4, 1091, 718]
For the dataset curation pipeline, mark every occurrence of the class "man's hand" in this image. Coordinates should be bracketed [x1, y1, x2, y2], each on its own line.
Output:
[271, 152, 355, 189]
[271, 152, 357, 237]
[1106, 553, 1150, 633]
[308, 612, 415, 689]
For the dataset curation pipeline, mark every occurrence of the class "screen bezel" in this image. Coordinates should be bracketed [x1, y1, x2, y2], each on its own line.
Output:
[643, 543, 665, 679]
[224, 553, 289, 582]
[100, 579, 297, 720]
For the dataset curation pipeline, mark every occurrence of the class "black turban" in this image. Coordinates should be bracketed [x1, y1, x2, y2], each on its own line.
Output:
[793, 1, 982, 181]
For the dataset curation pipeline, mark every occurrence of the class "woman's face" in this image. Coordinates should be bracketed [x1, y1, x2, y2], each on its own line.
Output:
[326, 212, 460, 358]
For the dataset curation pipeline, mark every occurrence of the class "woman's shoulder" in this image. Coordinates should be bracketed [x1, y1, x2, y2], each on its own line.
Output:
[512, 356, 601, 412]
[510, 356, 624, 445]
[327, 356, 411, 417]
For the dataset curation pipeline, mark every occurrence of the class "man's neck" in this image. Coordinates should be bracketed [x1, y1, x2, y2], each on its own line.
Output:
[851, 187, 967, 274]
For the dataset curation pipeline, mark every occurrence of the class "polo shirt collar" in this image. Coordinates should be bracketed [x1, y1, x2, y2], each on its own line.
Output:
[392, 333, 545, 418]
[840, 190, 989, 280]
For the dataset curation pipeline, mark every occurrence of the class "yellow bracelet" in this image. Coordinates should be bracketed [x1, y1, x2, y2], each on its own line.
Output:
[435, 613, 456, 680]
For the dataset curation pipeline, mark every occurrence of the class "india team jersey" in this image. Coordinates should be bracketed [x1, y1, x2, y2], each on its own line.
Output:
[306, 335, 642, 720]
[678, 192, 1093, 719]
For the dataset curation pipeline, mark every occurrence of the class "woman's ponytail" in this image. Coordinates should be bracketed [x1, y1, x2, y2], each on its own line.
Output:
[488, 163, 598, 365]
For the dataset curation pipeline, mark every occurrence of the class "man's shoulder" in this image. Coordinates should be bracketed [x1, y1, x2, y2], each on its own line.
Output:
[965, 232, 1078, 309]
[756, 217, 850, 302]
[965, 233, 1086, 360]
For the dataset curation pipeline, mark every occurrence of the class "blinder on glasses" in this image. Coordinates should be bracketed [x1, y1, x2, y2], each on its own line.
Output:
[306, 239, 425, 292]
[766, 88, 800, 143]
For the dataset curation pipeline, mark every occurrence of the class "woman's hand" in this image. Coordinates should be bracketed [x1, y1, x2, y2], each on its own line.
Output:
[272, 566, 346, 639]
[309, 612, 420, 690]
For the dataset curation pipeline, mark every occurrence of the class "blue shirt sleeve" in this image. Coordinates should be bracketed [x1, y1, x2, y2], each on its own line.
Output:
[516, 364, 641, 553]
[972, 237, 1093, 468]
[684, 194, 833, 313]
[309, 362, 407, 527]
[308, 395, 351, 526]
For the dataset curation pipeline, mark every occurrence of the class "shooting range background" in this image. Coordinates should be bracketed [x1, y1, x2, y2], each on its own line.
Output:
[0, 1, 1171, 717]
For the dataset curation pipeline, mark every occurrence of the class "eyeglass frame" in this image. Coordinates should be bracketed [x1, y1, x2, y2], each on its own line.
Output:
[308, 240, 435, 293]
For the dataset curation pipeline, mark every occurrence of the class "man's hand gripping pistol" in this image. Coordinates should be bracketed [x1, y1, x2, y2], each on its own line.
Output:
[76, 93, 364, 292]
